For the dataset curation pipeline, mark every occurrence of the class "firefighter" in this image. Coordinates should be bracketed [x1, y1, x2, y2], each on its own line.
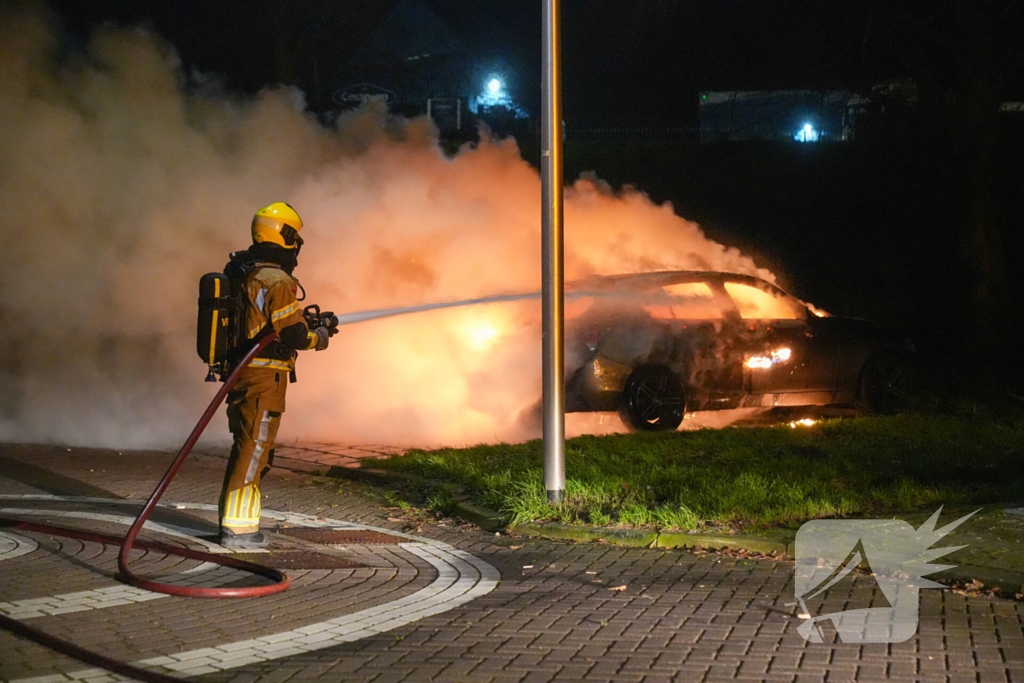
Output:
[218, 202, 330, 549]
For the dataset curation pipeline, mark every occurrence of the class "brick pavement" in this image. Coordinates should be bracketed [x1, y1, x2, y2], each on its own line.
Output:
[1, 444, 1022, 683]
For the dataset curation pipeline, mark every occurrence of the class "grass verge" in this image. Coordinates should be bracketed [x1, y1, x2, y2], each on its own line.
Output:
[368, 407, 1024, 532]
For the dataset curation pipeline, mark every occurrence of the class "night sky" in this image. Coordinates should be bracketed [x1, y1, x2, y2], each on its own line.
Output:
[39, 0, 994, 119]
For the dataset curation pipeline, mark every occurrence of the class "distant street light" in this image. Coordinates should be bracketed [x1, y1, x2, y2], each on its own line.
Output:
[541, 0, 565, 505]
[795, 122, 820, 143]
[488, 78, 503, 93]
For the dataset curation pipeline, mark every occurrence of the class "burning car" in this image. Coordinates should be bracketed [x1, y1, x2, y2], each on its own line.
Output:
[563, 271, 914, 431]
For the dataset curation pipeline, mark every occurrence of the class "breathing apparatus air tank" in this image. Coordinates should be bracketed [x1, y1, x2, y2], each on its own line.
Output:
[197, 273, 232, 381]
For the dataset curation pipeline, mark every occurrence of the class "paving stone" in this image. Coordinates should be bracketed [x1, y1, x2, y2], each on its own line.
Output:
[1, 444, 1022, 683]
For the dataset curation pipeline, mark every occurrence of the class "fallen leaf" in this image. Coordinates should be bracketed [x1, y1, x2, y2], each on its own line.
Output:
[509, 545, 523, 550]
[522, 565, 534, 569]
[609, 585, 627, 591]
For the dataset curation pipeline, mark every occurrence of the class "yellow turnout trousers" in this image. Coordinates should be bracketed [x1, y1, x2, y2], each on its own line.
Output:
[219, 368, 287, 534]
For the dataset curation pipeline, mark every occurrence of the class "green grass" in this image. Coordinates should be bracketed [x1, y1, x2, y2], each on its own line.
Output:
[368, 404, 1024, 531]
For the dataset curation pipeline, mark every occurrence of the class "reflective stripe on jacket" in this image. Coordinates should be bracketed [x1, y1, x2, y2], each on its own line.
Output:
[244, 265, 316, 370]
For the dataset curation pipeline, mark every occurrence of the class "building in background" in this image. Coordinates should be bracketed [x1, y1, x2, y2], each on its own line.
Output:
[698, 90, 855, 143]
[328, 0, 527, 134]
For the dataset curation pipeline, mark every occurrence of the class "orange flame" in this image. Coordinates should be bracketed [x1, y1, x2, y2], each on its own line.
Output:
[745, 347, 792, 369]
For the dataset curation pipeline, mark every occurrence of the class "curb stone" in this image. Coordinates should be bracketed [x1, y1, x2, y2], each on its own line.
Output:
[510, 522, 786, 553]
[511, 522, 658, 547]
[511, 522, 1024, 592]
[656, 531, 792, 555]
[451, 501, 507, 532]
[324, 467, 400, 485]
[510, 522, 1024, 590]
[937, 564, 1024, 594]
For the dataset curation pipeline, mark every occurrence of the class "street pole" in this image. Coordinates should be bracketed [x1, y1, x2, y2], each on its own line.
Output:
[541, 0, 565, 504]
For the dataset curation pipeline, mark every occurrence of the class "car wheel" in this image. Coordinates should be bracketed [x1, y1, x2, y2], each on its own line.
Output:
[858, 352, 912, 414]
[618, 365, 686, 431]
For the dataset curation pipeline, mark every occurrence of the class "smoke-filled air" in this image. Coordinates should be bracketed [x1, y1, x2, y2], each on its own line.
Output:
[0, 8, 777, 450]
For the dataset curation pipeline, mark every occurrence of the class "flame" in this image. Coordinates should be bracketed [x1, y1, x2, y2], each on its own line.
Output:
[745, 347, 793, 369]
[806, 303, 830, 318]
[788, 418, 818, 428]
[468, 323, 500, 350]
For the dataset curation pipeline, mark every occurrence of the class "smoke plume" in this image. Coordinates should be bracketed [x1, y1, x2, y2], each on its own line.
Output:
[0, 9, 775, 449]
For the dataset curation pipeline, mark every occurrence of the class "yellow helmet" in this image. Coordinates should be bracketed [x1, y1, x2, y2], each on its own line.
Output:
[251, 202, 304, 249]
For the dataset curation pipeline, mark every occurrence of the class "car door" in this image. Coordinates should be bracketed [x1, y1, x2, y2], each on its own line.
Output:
[640, 280, 746, 404]
[722, 281, 840, 397]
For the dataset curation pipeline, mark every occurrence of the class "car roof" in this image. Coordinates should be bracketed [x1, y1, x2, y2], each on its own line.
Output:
[566, 270, 795, 298]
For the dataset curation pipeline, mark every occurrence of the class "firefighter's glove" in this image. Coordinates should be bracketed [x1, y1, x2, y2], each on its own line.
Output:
[313, 326, 331, 351]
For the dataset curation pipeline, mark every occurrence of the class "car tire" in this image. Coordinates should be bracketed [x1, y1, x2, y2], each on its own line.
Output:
[618, 364, 686, 431]
[858, 351, 912, 414]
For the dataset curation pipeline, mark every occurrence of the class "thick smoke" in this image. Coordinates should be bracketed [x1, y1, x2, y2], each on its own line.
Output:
[0, 10, 775, 449]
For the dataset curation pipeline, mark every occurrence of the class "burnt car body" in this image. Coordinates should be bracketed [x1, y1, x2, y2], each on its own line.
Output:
[563, 271, 914, 430]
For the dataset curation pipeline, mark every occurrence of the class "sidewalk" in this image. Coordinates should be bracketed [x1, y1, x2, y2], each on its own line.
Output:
[1, 443, 1022, 683]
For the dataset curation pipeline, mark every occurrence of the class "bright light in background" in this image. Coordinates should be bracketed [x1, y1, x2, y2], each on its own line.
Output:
[469, 73, 529, 118]
[794, 122, 820, 143]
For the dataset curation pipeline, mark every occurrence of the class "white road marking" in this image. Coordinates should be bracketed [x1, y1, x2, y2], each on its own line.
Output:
[0, 508, 229, 554]
[0, 531, 38, 563]
[0, 495, 500, 681]
[0, 563, 248, 619]
[0, 495, 441, 544]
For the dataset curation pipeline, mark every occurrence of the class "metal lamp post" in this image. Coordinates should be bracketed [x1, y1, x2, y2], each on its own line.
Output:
[541, 0, 565, 504]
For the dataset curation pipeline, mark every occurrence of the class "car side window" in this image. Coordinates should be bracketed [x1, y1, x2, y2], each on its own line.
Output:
[723, 282, 806, 320]
[644, 282, 723, 320]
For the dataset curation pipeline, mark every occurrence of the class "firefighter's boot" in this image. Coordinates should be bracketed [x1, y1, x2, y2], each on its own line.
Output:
[220, 529, 269, 549]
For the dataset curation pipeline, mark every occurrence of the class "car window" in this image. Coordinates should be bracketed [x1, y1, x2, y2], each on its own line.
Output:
[663, 282, 714, 297]
[723, 282, 806, 320]
[644, 281, 723, 320]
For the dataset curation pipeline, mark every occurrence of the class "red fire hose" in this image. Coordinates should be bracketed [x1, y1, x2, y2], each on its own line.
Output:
[0, 333, 291, 681]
